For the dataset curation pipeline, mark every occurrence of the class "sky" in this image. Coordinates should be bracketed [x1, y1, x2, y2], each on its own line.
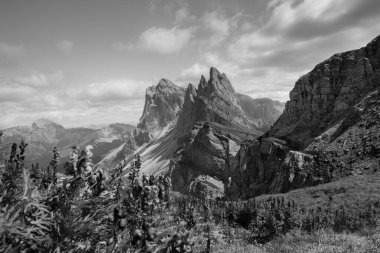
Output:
[0, 0, 379, 129]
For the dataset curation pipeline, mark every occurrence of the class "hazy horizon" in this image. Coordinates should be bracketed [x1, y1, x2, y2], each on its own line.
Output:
[1, 0, 380, 129]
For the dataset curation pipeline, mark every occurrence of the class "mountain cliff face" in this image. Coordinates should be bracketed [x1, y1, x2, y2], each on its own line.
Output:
[227, 35, 380, 200]
[138, 79, 185, 139]
[270, 35, 380, 149]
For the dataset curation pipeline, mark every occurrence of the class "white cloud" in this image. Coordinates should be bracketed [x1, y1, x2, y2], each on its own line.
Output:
[57, 40, 74, 52]
[132, 26, 194, 54]
[74, 79, 147, 104]
[14, 71, 64, 87]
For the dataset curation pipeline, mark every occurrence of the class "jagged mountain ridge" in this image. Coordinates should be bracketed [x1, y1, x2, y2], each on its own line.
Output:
[177, 67, 266, 135]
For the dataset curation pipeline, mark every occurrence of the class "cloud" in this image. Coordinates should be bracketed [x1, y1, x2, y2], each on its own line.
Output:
[0, 85, 36, 103]
[57, 40, 74, 52]
[74, 79, 147, 104]
[265, 0, 380, 40]
[229, 0, 380, 71]
[200, 10, 239, 47]
[13, 71, 64, 88]
[131, 26, 194, 54]
[0, 73, 150, 129]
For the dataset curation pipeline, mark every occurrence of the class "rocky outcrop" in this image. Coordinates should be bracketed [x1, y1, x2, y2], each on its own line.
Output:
[138, 79, 185, 138]
[133, 128, 152, 146]
[171, 122, 252, 197]
[270, 35, 380, 149]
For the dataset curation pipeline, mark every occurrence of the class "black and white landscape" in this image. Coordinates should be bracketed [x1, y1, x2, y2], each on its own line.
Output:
[1, 0, 380, 252]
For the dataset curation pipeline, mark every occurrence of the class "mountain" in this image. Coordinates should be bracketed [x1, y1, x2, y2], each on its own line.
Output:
[226, 35, 380, 199]
[0, 119, 136, 171]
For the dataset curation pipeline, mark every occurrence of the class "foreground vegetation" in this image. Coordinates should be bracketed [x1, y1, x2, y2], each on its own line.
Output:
[0, 134, 379, 252]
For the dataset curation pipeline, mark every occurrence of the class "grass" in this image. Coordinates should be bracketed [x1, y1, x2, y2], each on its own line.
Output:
[255, 172, 380, 215]
[212, 228, 380, 253]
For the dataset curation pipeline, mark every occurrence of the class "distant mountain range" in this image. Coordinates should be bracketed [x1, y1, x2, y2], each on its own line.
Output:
[0, 119, 136, 171]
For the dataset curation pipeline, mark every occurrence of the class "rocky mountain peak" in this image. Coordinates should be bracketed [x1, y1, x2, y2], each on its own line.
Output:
[178, 67, 260, 133]
[138, 78, 185, 138]
[157, 78, 176, 89]
[198, 68, 237, 105]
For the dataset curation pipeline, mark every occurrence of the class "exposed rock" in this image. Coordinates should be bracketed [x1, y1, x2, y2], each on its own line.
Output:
[225, 137, 289, 199]
[171, 122, 256, 197]
[133, 128, 152, 147]
[138, 79, 185, 138]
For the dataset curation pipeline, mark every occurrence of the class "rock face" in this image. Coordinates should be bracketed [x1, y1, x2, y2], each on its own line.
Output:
[270, 35, 380, 149]
[171, 122, 254, 198]
[227, 35, 380, 200]
[138, 79, 185, 138]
